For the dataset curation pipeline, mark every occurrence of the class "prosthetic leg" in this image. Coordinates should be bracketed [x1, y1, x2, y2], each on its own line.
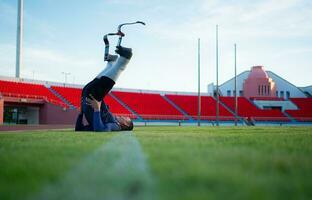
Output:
[80, 47, 132, 128]
[76, 22, 145, 131]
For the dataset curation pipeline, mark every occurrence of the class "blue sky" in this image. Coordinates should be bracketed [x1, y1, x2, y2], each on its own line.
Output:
[0, 0, 311, 92]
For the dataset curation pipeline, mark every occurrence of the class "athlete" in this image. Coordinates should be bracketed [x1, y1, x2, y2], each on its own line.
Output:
[75, 46, 133, 132]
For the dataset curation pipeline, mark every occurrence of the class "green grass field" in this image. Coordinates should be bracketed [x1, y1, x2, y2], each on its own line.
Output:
[0, 126, 312, 200]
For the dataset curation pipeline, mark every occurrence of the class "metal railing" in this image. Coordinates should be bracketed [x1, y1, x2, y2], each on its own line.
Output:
[2, 92, 68, 108]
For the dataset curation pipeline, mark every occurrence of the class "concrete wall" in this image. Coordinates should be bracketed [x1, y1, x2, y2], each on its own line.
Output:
[253, 100, 298, 111]
[39, 103, 79, 124]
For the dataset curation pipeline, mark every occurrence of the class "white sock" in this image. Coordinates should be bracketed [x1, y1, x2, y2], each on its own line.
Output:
[96, 56, 130, 82]
[96, 60, 116, 79]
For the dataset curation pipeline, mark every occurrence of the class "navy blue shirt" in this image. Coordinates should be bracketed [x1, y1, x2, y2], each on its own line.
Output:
[93, 111, 121, 132]
[75, 112, 121, 132]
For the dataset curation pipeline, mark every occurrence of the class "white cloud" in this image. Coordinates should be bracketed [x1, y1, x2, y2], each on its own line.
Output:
[0, 43, 99, 84]
[139, 0, 312, 90]
[23, 46, 99, 83]
[146, 0, 311, 42]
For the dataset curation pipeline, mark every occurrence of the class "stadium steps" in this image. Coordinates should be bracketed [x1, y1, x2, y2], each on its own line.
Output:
[162, 95, 193, 121]
[285, 98, 312, 122]
[246, 97, 260, 108]
[46, 86, 76, 109]
[109, 92, 143, 120]
[216, 97, 246, 124]
[246, 118, 256, 126]
[224, 98, 253, 126]
[282, 111, 297, 122]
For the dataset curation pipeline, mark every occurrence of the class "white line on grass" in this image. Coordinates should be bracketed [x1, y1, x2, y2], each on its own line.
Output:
[30, 132, 156, 200]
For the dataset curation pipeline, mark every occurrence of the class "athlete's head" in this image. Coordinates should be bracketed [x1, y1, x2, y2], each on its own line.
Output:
[115, 116, 133, 131]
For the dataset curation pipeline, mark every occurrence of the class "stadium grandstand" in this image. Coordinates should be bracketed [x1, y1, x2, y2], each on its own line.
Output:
[0, 66, 311, 126]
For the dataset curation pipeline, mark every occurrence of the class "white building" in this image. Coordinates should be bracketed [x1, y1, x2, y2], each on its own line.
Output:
[208, 66, 308, 99]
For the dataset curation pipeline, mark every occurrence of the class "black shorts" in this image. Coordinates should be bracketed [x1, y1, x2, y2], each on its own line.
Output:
[81, 76, 115, 125]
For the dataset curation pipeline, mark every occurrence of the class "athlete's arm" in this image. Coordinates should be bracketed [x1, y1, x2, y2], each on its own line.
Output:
[93, 111, 120, 132]
[86, 95, 120, 132]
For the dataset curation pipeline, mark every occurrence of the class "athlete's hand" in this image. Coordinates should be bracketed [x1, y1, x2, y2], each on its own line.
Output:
[86, 94, 101, 112]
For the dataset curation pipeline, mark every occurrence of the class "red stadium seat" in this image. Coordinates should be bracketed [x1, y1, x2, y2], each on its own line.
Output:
[104, 95, 136, 119]
[286, 98, 312, 122]
[51, 86, 135, 118]
[51, 86, 82, 108]
[165, 94, 234, 121]
[113, 91, 186, 120]
[220, 97, 289, 121]
[0, 80, 67, 107]
[3, 79, 308, 123]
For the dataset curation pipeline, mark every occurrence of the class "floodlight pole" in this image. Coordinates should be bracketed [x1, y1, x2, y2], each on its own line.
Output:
[15, 0, 24, 78]
[197, 38, 201, 126]
[234, 44, 238, 126]
[62, 72, 71, 86]
[216, 25, 219, 126]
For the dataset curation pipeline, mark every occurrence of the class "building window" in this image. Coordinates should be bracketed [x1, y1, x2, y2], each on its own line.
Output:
[239, 90, 243, 97]
[227, 90, 231, 96]
[264, 85, 267, 95]
[286, 91, 290, 99]
[258, 85, 260, 95]
[276, 91, 278, 97]
[268, 85, 270, 95]
[261, 85, 264, 96]
[233, 90, 236, 96]
[280, 91, 284, 98]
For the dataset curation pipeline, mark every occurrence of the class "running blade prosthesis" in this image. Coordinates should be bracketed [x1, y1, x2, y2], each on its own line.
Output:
[104, 21, 146, 61]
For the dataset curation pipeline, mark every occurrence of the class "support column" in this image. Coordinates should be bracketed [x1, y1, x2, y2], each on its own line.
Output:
[16, 0, 24, 78]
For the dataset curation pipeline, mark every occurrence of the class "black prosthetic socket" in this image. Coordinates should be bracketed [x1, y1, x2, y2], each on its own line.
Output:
[115, 46, 133, 59]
